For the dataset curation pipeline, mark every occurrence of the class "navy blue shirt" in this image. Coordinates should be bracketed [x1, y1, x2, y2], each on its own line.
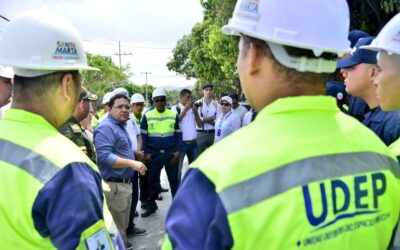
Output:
[94, 115, 135, 179]
[165, 168, 233, 249]
[32, 163, 112, 249]
[362, 107, 400, 146]
[141, 109, 183, 155]
[347, 96, 369, 122]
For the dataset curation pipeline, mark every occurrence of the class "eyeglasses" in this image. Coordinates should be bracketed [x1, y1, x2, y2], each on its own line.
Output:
[113, 105, 130, 110]
[154, 98, 166, 103]
[220, 102, 231, 107]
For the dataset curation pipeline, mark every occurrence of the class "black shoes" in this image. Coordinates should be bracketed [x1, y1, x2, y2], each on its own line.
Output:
[160, 187, 169, 192]
[127, 227, 147, 236]
[141, 204, 157, 218]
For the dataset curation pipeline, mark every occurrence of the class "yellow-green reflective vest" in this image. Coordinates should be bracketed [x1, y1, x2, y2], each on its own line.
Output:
[144, 109, 177, 137]
[0, 109, 116, 249]
[390, 138, 400, 159]
[92, 109, 106, 128]
[169, 96, 400, 249]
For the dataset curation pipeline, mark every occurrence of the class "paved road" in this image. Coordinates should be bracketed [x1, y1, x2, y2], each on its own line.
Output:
[129, 158, 189, 250]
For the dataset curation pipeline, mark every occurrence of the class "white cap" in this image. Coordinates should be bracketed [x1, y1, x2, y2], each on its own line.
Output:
[0, 10, 98, 77]
[131, 93, 145, 104]
[361, 13, 400, 56]
[152, 88, 167, 99]
[102, 92, 113, 105]
[220, 96, 233, 105]
[222, 0, 350, 73]
[0, 66, 14, 79]
[111, 87, 129, 98]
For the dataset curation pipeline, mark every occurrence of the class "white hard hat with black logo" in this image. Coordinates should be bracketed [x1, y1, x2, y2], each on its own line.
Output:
[0, 10, 98, 77]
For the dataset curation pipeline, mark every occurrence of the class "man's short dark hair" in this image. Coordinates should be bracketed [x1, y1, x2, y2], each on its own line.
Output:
[241, 35, 333, 85]
[13, 71, 80, 103]
[229, 93, 239, 100]
[109, 93, 130, 108]
[180, 89, 192, 97]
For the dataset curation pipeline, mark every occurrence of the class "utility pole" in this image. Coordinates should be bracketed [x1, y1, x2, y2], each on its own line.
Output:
[141, 71, 152, 103]
[115, 41, 132, 68]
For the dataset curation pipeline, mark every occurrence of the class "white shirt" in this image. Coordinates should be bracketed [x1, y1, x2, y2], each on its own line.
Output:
[0, 102, 11, 119]
[214, 110, 241, 143]
[242, 109, 254, 127]
[233, 104, 248, 121]
[171, 103, 197, 141]
[196, 98, 221, 130]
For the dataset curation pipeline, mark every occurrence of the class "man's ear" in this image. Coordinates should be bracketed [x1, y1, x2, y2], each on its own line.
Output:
[247, 43, 266, 76]
[59, 73, 79, 103]
[370, 66, 380, 81]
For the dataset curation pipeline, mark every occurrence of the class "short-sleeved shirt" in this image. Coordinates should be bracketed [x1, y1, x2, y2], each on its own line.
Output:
[59, 116, 97, 163]
[172, 103, 197, 141]
[233, 104, 248, 121]
[196, 99, 220, 130]
[214, 110, 241, 143]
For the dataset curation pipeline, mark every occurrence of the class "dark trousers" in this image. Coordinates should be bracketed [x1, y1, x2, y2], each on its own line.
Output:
[147, 151, 179, 206]
[139, 167, 149, 204]
[178, 140, 198, 182]
[127, 173, 139, 230]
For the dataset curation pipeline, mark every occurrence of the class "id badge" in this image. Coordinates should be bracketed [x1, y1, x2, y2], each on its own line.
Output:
[217, 129, 221, 136]
[86, 228, 111, 250]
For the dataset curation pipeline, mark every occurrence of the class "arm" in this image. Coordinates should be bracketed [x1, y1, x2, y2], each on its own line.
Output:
[193, 106, 203, 128]
[174, 113, 184, 153]
[32, 163, 123, 250]
[163, 169, 233, 250]
[140, 114, 149, 155]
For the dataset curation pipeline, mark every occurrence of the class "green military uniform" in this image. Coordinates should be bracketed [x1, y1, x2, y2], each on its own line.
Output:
[59, 117, 97, 163]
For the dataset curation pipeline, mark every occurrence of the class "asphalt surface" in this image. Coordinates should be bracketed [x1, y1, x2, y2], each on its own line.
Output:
[129, 158, 189, 250]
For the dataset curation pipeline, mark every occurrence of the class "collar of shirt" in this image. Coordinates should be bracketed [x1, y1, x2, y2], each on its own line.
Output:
[106, 114, 126, 127]
[3, 108, 57, 131]
[258, 96, 338, 119]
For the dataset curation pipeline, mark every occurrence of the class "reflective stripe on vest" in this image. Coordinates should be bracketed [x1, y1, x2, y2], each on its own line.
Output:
[219, 152, 399, 214]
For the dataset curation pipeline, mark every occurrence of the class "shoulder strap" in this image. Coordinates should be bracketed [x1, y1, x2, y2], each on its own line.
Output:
[175, 104, 181, 116]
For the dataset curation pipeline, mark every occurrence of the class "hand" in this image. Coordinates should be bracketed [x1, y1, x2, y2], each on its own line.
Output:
[130, 160, 147, 175]
[134, 150, 145, 162]
[184, 101, 192, 111]
[192, 105, 198, 113]
[144, 154, 152, 164]
[171, 152, 180, 165]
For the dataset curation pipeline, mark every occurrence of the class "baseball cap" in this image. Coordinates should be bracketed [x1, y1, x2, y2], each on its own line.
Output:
[326, 81, 348, 101]
[0, 65, 14, 79]
[220, 96, 232, 105]
[202, 83, 214, 90]
[79, 86, 97, 101]
[348, 30, 370, 48]
[336, 36, 377, 69]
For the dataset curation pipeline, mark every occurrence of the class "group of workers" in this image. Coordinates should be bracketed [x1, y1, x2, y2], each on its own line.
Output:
[3, 0, 400, 249]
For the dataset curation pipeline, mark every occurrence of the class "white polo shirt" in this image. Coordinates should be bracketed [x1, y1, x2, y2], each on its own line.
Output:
[242, 109, 254, 127]
[196, 98, 220, 131]
[172, 103, 197, 141]
[214, 110, 241, 143]
[233, 104, 248, 121]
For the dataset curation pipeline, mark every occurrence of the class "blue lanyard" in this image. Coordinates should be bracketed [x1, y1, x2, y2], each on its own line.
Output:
[218, 111, 232, 130]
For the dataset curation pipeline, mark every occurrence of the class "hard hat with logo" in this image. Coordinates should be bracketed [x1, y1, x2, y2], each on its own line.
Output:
[152, 88, 166, 99]
[0, 65, 14, 79]
[131, 93, 145, 104]
[362, 13, 400, 56]
[0, 10, 98, 77]
[102, 92, 113, 105]
[222, 0, 350, 73]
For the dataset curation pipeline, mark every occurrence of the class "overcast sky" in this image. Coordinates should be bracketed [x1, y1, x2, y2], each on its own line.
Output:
[0, 0, 204, 89]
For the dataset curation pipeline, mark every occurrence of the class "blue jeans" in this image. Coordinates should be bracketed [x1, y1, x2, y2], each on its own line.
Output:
[178, 140, 198, 182]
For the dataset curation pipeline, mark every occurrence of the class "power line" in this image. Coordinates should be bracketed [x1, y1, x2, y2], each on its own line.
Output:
[83, 39, 173, 50]
[116, 41, 132, 68]
[141, 72, 152, 102]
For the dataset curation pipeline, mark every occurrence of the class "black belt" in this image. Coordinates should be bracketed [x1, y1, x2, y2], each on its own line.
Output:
[105, 178, 132, 184]
[196, 129, 215, 133]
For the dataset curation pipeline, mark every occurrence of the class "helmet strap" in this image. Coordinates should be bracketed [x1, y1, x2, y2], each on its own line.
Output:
[267, 42, 336, 73]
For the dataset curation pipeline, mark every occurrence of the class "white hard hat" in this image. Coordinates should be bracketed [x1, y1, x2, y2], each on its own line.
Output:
[222, 0, 350, 73]
[0, 65, 14, 79]
[102, 92, 113, 105]
[111, 87, 129, 98]
[0, 10, 98, 77]
[131, 93, 145, 104]
[152, 88, 166, 99]
[362, 13, 400, 56]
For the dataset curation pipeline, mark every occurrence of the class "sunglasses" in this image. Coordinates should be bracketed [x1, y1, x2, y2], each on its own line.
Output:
[154, 98, 166, 103]
[220, 102, 231, 107]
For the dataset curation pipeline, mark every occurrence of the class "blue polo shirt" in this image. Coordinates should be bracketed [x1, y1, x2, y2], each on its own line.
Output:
[362, 107, 400, 146]
[94, 115, 135, 179]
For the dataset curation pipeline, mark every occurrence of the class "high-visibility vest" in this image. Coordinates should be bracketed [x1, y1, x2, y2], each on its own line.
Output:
[144, 109, 177, 137]
[390, 138, 400, 159]
[0, 109, 118, 249]
[165, 96, 400, 249]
